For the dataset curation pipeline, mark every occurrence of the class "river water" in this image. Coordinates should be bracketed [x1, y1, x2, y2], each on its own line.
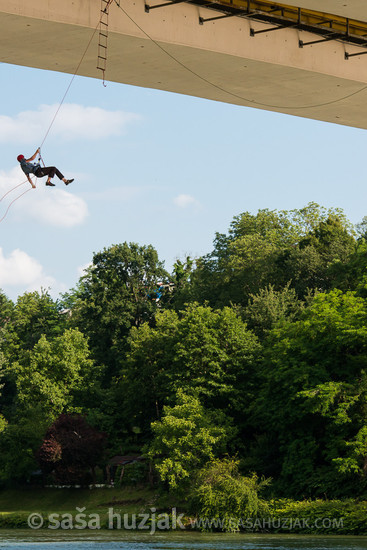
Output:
[0, 531, 367, 550]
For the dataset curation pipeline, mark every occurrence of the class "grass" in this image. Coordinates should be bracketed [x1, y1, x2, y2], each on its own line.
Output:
[0, 485, 171, 527]
[2, 487, 366, 534]
[0, 485, 159, 514]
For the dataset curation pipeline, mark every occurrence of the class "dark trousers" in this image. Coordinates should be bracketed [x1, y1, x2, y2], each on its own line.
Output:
[35, 166, 64, 180]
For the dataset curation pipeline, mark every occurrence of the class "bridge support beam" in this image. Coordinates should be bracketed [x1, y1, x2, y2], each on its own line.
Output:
[1, 0, 367, 128]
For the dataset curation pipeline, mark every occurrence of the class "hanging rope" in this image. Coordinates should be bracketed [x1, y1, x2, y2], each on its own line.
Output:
[38, 150, 46, 168]
[113, 0, 367, 111]
[0, 180, 28, 203]
[0, 186, 33, 224]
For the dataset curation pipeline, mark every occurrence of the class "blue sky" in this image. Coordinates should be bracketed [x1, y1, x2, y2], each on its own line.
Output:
[0, 61, 366, 301]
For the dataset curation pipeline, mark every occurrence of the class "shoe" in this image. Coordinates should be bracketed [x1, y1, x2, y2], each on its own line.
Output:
[46, 181, 55, 186]
[65, 179, 74, 185]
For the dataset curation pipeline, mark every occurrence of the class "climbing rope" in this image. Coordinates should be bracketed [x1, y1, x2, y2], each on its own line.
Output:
[38, 150, 46, 168]
[0, 185, 34, 224]
[0, 180, 27, 203]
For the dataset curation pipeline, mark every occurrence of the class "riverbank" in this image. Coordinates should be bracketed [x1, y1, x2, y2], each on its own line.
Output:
[0, 486, 166, 528]
[0, 488, 366, 534]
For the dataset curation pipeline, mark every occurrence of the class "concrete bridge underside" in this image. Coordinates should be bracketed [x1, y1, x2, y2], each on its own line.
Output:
[1, 0, 367, 128]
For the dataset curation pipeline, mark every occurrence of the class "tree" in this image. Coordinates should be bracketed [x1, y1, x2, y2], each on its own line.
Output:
[242, 283, 304, 337]
[66, 242, 169, 376]
[0, 348, 6, 443]
[253, 289, 367, 497]
[190, 458, 269, 532]
[146, 391, 231, 491]
[7, 290, 66, 354]
[0, 329, 99, 484]
[121, 303, 260, 436]
[279, 216, 356, 297]
[0, 290, 13, 329]
[190, 203, 355, 308]
[12, 328, 97, 422]
[37, 414, 106, 484]
[1, 290, 66, 416]
[169, 257, 194, 310]
[329, 239, 367, 297]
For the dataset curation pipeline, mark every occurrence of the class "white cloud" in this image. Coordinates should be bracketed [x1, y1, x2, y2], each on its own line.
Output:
[0, 247, 55, 287]
[0, 168, 88, 227]
[0, 247, 68, 300]
[0, 103, 141, 143]
[0, 167, 25, 194]
[173, 194, 200, 209]
[21, 187, 89, 227]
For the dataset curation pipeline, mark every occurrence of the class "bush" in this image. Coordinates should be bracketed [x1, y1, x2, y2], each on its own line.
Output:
[189, 458, 270, 532]
[268, 498, 367, 535]
[37, 414, 106, 485]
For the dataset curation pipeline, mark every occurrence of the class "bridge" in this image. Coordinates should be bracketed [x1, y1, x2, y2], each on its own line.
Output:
[1, 0, 367, 128]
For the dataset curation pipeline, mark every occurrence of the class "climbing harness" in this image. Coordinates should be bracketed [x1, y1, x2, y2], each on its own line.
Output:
[0, 146, 45, 223]
[0, 149, 43, 223]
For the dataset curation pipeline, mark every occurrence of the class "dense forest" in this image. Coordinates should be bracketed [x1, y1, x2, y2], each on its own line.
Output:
[1, 201, 367, 509]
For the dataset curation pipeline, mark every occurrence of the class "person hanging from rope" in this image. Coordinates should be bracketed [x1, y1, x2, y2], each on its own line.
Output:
[17, 148, 74, 187]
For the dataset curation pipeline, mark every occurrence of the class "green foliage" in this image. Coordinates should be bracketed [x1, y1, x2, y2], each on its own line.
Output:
[66, 242, 169, 376]
[0, 290, 13, 325]
[255, 289, 367, 496]
[0, 329, 99, 484]
[12, 328, 96, 420]
[191, 203, 356, 307]
[1, 290, 67, 419]
[190, 458, 270, 532]
[0, 415, 7, 434]
[122, 303, 260, 435]
[169, 257, 194, 310]
[0, 416, 45, 483]
[331, 239, 367, 297]
[268, 498, 367, 534]
[7, 290, 66, 355]
[243, 283, 304, 337]
[0, 204, 366, 498]
[146, 391, 231, 491]
[279, 216, 356, 297]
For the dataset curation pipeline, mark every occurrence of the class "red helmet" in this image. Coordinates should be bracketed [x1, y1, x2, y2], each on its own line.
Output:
[17, 154, 24, 162]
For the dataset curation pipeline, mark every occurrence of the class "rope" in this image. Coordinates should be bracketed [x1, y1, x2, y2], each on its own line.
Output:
[0, 186, 33, 224]
[114, 0, 367, 111]
[0, 180, 27, 203]
[38, 152, 46, 168]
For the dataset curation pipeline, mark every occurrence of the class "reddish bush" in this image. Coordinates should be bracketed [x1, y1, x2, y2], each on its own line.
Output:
[37, 414, 106, 484]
